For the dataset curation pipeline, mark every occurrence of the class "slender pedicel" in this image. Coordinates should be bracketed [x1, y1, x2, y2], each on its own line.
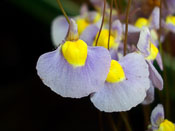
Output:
[56, 0, 70, 24]
[159, 0, 170, 120]
[120, 112, 132, 131]
[115, 0, 121, 13]
[123, 0, 132, 56]
[95, 0, 106, 46]
[106, 114, 118, 131]
[108, 0, 113, 50]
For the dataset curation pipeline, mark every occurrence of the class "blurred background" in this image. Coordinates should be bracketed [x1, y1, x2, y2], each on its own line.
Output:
[0, 0, 175, 131]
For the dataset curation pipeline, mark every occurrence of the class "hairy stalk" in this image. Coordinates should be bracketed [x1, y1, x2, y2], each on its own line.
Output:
[95, 0, 106, 46]
[123, 0, 132, 56]
[120, 112, 132, 131]
[56, 0, 70, 24]
[108, 0, 113, 50]
[158, 0, 170, 119]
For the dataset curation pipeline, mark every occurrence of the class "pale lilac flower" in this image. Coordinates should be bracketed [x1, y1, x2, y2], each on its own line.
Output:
[51, 5, 101, 47]
[36, 19, 111, 98]
[81, 19, 123, 60]
[90, 52, 150, 112]
[124, 7, 160, 45]
[137, 27, 163, 104]
[148, 104, 175, 131]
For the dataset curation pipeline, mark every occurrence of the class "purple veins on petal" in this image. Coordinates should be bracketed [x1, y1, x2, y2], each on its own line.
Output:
[151, 104, 165, 128]
[90, 53, 150, 112]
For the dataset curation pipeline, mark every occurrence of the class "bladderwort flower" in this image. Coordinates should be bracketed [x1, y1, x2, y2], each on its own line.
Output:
[148, 104, 175, 131]
[81, 19, 123, 60]
[137, 27, 163, 104]
[90, 52, 150, 112]
[162, 15, 175, 33]
[134, 6, 160, 30]
[36, 19, 111, 98]
[51, 4, 101, 47]
[124, 6, 160, 45]
[90, 0, 118, 22]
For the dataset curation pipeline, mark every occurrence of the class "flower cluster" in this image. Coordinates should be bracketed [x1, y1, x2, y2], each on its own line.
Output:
[35, 0, 175, 112]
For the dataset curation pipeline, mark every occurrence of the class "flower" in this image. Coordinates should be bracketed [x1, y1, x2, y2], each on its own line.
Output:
[162, 15, 175, 33]
[90, 52, 150, 112]
[80, 19, 123, 60]
[134, 7, 160, 30]
[148, 104, 175, 131]
[124, 7, 160, 45]
[36, 19, 111, 98]
[137, 27, 163, 104]
[51, 5, 101, 47]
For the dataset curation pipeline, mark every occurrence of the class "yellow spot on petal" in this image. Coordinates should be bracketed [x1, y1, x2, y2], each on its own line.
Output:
[106, 60, 126, 83]
[156, 119, 175, 131]
[76, 18, 89, 35]
[93, 29, 117, 49]
[166, 15, 175, 26]
[135, 18, 149, 29]
[146, 43, 159, 61]
[62, 39, 88, 67]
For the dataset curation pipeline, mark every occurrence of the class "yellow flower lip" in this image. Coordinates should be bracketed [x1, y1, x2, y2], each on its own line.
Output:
[135, 17, 149, 29]
[76, 12, 101, 35]
[62, 39, 88, 67]
[106, 60, 126, 83]
[146, 43, 159, 61]
[158, 119, 175, 131]
[93, 29, 117, 49]
[166, 15, 175, 26]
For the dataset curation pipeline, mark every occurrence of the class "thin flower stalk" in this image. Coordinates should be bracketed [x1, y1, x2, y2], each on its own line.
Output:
[123, 0, 132, 56]
[95, 0, 106, 46]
